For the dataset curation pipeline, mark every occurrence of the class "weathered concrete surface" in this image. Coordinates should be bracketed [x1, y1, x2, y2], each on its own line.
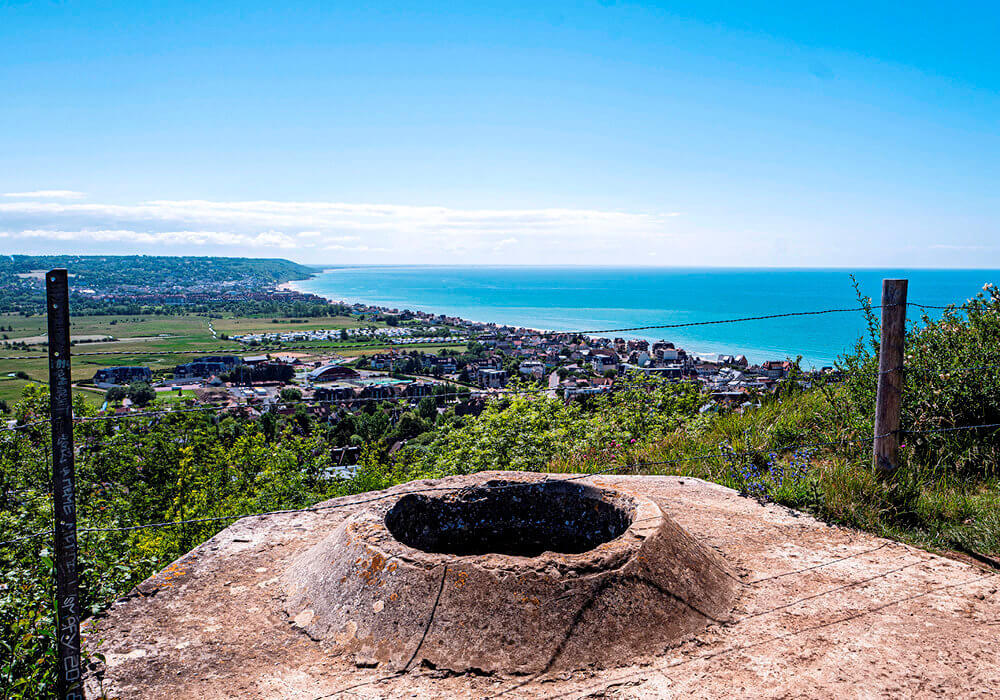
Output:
[282, 476, 737, 674]
[83, 473, 1000, 698]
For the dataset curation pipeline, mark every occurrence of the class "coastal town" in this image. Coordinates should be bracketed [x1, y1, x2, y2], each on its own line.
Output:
[79, 290, 839, 425]
[0, 259, 842, 432]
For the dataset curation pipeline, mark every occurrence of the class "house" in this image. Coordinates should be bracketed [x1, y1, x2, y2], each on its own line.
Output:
[403, 382, 436, 399]
[519, 360, 545, 378]
[694, 362, 721, 376]
[229, 361, 297, 385]
[173, 356, 242, 380]
[656, 347, 679, 362]
[589, 351, 620, 374]
[307, 364, 361, 383]
[252, 362, 296, 383]
[628, 350, 651, 367]
[623, 364, 683, 380]
[93, 366, 152, 388]
[760, 361, 793, 379]
[369, 354, 396, 371]
[477, 368, 508, 389]
[360, 384, 397, 400]
[313, 384, 357, 403]
[421, 355, 458, 374]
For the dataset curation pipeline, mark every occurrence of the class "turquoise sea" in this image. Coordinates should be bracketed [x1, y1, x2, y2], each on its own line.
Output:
[288, 267, 998, 368]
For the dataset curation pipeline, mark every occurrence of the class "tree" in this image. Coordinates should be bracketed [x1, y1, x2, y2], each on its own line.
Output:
[280, 387, 303, 402]
[292, 405, 312, 435]
[227, 365, 253, 386]
[261, 411, 278, 442]
[126, 382, 156, 407]
[105, 386, 127, 403]
[417, 396, 438, 421]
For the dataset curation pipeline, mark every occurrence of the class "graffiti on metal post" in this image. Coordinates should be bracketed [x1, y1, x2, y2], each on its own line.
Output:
[46, 269, 84, 700]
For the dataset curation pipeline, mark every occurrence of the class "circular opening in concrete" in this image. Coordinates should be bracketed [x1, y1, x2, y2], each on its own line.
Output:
[384, 481, 633, 557]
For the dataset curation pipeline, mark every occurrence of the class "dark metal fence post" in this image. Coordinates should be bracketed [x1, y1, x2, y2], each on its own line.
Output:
[873, 278, 908, 476]
[46, 269, 84, 699]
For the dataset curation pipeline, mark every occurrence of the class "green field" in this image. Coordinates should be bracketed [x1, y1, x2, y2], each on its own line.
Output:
[0, 312, 466, 408]
[0, 376, 107, 407]
[211, 314, 379, 334]
[0, 314, 225, 391]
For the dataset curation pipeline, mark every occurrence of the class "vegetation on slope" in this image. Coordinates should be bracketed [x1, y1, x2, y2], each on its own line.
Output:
[1, 255, 314, 288]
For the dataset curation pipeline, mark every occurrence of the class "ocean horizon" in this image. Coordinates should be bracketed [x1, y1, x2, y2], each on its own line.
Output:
[288, 266, 998, 367]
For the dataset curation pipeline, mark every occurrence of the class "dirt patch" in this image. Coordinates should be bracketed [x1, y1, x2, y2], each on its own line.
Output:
[193, 388, 230, 403]
[83, 473, 1000, 699]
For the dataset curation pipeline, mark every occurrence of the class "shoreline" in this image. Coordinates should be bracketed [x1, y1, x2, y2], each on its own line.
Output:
[281, 276, 813, 366]
[283, 277, 558, 337]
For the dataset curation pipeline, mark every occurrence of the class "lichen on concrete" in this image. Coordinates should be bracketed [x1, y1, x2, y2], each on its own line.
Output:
[82, 472, 1000, 699]
[282, 475, 738, 674]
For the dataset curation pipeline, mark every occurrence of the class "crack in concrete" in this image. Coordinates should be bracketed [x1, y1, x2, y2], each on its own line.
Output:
[402, 563, 449, 671]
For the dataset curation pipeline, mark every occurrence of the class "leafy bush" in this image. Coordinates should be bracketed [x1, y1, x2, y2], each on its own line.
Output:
[279, 387, 303, 402]
[840, 282, 1000, 476]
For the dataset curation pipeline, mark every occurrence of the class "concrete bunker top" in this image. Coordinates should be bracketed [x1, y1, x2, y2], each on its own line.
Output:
[283, 473, 739, 674]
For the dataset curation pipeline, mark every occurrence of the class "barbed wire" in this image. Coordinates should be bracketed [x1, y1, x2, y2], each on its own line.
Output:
[0, 432, 860, 543]
[13, 422, 991, 543]
[1, 376, 696, 432]
[0, 530, 53, 547]
[572, 305, 896, 335]
[0, 359, 910, 434]
[901, 364, 1000, 376]
[0, 339, 468, 361]
[908, 302, 957, 311]
[0, 418, 50, 433]
[5, 377, 1000, 443]
[0, 301, 944, 361]
[904, 422, 1000, 436]
[0, 388, 476, 432]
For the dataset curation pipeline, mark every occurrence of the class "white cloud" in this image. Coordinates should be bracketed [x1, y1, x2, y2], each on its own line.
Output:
[3, 190, 86, 200]
[929, 244, 998, 251]
[0, 196, 683, 262]
[2, 228, 298, 249]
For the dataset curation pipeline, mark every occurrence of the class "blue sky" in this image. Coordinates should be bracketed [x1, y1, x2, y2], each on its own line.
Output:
[1, 1, 998, 266]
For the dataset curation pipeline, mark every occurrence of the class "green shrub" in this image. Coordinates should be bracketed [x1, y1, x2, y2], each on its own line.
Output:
[840, 281, 1000, 477]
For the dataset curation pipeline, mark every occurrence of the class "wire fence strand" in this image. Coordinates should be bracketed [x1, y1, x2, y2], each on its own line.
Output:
[0, 300, 947, 361]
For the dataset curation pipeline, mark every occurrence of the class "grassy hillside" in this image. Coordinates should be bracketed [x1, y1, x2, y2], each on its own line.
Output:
[1, 255, 314, 287]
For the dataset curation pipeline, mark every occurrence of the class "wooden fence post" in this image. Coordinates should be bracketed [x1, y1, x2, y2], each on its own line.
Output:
[873, 278, 908, 476]
[46, 269, 84, 699]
